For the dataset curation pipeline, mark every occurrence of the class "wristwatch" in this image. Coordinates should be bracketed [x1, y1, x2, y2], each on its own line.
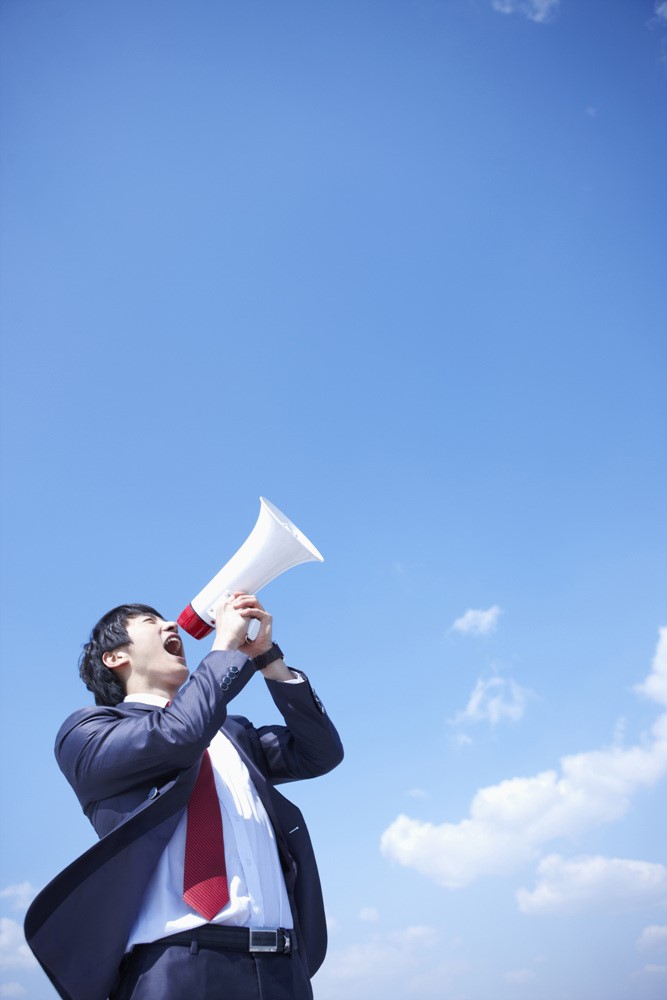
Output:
[251, 642, 285, 672]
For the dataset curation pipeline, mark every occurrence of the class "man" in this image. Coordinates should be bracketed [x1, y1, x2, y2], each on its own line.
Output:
[25, 592, 343, 1000]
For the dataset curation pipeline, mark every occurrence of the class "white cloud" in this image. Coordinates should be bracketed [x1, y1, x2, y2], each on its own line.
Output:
[358, 907, 380, 923]
[381, 629, 667, 890]
[313, 926, 466, 1000]
[0, 985, 27, 998]
[504, 968, 536, 983]
[451, 676, 528, 725]
[407, 787, 429, 799]
[516, 854, 667, 915]
[655, 3, 667, 24]
[451, 732, 473, 748]
[0, 885, 36, 914]
[451, 606, 502, 636]
[0, 920, 36, 971]
[316, 926, 437, 987]
[491, 0, 559, 24]
[636, 964, 667, 976]
[635, 627, 667, 706]
[637, 925, 667, 952]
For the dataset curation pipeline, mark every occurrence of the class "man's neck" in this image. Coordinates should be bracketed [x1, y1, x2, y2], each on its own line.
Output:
[123, 692, 170, 707]
[123, 680, 180, 703]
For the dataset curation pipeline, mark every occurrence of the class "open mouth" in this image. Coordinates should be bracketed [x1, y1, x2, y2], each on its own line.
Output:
[163, 634, 184, 658]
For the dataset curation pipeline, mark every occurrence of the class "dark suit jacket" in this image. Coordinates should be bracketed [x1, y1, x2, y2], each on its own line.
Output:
[24, 651, 344, 1000]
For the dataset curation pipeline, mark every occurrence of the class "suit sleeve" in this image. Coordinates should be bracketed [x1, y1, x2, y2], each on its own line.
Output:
[243, 670, 344, 784]
[56, 651, 253, 806]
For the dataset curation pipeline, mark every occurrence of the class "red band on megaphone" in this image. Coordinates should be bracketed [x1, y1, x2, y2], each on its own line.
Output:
[178, 604, 213, 639]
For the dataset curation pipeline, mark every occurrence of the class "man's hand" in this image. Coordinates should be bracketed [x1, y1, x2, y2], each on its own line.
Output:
[210, 592, 273, 657]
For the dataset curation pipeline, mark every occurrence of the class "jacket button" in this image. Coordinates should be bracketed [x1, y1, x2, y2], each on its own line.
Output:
[148, 787, 159, 800]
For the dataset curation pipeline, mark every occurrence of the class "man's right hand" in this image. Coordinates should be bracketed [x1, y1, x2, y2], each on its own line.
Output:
[210, 592, 249, 651]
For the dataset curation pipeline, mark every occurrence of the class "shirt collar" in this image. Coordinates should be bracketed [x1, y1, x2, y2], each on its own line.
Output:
[123, 693, 170, 708]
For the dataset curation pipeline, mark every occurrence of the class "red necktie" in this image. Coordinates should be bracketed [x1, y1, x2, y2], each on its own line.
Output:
[183, 750, 230, 921]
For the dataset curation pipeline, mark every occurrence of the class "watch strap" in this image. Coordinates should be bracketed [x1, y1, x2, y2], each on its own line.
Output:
[251, 642, 284, 672]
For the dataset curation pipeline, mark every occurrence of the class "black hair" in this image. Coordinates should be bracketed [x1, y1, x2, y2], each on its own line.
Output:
[78, 604, 164, 707]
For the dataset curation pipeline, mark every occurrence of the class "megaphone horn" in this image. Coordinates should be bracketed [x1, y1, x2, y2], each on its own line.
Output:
[178, 497, 324, 639]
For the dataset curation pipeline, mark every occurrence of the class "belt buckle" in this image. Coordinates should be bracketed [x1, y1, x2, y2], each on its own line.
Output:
[249, 929, 279, 953]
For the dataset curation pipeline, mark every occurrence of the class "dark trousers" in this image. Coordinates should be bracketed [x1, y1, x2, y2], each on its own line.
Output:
[109, 941, 313, 1000]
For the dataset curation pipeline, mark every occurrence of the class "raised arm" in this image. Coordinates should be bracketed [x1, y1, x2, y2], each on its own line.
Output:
[56, 649, 254, 805]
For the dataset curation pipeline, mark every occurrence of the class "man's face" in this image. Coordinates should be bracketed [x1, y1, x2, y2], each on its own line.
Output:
[121, 612, 189, 694]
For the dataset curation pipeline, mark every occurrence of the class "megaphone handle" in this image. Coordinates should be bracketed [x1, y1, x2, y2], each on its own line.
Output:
[218, 591, 260, 642]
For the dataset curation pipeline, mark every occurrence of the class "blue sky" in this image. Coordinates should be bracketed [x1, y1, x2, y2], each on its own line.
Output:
[1, 0, 666, 997]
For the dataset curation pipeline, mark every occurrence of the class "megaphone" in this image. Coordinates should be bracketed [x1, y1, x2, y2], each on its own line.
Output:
[178, 497, 324, 640]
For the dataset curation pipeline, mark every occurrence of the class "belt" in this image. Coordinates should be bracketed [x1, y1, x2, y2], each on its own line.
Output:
[134, 925, 294, 956]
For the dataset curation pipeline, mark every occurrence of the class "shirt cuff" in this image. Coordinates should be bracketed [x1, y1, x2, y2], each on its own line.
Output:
[283, 670, 305, 684]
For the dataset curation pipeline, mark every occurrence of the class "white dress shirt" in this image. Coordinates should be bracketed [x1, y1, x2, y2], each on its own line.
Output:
[124, 686, 301, 948]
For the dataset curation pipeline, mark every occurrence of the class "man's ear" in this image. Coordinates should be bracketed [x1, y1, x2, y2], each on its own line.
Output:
[102, 648, 130, 670]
